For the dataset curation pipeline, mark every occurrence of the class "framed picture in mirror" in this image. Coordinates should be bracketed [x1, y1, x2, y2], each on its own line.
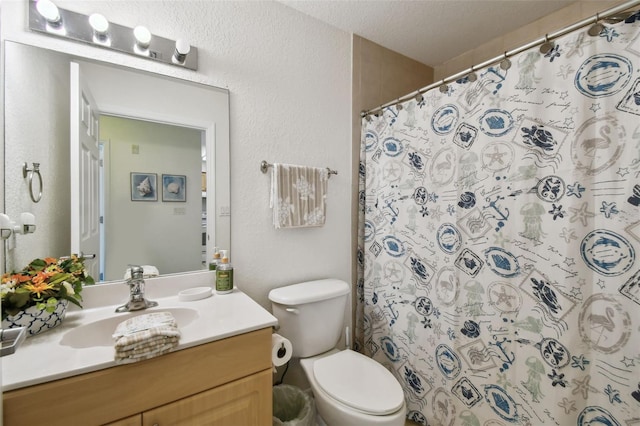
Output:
[162, 174, 187, 202]
[131, 172, 158, 201]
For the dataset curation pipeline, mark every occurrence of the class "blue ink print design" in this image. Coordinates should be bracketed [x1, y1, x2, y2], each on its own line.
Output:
[458, 192, 476, 209]
[530, 277, 561, 314]
[413, 187, 429, 205]
[435, 344, 462, 379]
[521, 125, 556, 152]
[382, 236, 405, 257]
[479, 109, 514, 137]
[382, 137, 403, 157]
[380, 336, 401, 362]
[411, 257, 431, 281]
[408, 152, 425, 171]
[414, 296, 434, 316]
[627, 184, 640, 206]
[484, 385, 519, 422]
[364, 130, 379, 151]
[437, 223, 462, 254]
[544, 44, 561, 62]
[631, 383, 640, 403]
[431, 105, 459, 135]
[452, 377, 482, 407]
[575, 54, 633, 98]
[581, 229, 635, 276]
[455, 249, 484, 277]
[404, 366, 425, 394]
[453, 123, 478, 149]
[407, 411, 427, 426]
[461, 320, 481, 338]
[577, 406, 621, 426]
[539, 338, 571, 368]
[484, 247, 521, 278]
[537, 175, 565, 202]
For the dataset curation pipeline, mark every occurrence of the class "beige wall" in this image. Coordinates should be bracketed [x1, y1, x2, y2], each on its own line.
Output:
[434, 1, 627, 80]
[351, 35, 435, 335]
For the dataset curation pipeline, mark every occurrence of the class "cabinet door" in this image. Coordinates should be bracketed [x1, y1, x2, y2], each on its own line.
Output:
[142, 369, 272, 426]
[104, 414, 142, 426]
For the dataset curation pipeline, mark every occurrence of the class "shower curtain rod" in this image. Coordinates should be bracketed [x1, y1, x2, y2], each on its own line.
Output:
[361, 0, 640, 117]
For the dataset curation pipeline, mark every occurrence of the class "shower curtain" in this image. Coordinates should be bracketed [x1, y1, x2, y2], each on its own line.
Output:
[357, 11, 640, 426]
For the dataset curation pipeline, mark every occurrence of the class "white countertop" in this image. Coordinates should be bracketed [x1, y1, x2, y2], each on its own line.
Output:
[2, 272, 277, 391]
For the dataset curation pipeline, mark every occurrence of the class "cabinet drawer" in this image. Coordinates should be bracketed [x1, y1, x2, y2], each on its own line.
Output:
[142, 369, 272, 426]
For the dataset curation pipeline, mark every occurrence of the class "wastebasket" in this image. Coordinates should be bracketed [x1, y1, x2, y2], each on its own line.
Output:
[272, 384, 315, 426]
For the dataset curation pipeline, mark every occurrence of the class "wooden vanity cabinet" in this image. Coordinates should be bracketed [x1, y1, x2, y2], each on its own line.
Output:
[3, 328, 273, 426]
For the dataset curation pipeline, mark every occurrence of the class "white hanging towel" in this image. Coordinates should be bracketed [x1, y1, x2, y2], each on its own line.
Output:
[270, 163, 329, 229]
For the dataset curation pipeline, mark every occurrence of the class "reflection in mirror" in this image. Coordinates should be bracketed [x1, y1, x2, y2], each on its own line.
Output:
[3, 41, 230, 282]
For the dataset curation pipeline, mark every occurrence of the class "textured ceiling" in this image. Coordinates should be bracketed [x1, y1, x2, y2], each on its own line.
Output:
[280, 1, 576, 66]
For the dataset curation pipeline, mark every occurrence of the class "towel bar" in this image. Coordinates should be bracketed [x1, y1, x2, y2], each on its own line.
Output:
[260, 160, 337, 178]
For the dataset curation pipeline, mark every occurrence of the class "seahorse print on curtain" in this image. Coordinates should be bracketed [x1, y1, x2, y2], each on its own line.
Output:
[356, 10, 640, 426]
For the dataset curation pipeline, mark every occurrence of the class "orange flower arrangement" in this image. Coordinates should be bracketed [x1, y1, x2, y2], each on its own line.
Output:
[1, 256, 95, 320]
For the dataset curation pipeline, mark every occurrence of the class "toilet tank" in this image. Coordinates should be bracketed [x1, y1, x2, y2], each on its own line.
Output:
[268, 279, 350, 358]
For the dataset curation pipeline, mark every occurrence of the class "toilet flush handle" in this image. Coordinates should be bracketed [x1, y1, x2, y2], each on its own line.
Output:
[285, 307, 300, 314]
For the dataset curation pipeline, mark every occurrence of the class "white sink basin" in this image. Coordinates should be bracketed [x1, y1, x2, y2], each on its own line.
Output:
[59, 307, 198, 349]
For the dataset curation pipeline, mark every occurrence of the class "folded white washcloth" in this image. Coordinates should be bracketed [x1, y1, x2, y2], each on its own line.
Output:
[123, 265, 160, 280]
[113, 312, 180, 364]
[112, 312, 177, 339]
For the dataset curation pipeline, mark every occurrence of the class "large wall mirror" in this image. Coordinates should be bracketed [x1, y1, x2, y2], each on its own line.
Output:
[3, 41, 230, 283]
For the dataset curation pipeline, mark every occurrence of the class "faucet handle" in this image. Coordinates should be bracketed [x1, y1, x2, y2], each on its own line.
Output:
[127, 265, 144, 281]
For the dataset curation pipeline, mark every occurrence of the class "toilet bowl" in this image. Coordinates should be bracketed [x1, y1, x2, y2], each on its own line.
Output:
[300, 349, 406, 426]
[268, 279, 407, 426]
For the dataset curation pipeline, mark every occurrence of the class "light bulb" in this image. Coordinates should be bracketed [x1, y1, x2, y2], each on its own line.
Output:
[173, 39, 191, 63]
[89, 13, 109, 36]
[36, 0, 61, 27]
[134, 25, 152, 49]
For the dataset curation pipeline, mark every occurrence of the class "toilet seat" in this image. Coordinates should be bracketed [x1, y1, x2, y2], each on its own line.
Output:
[313, 350, 404, 416]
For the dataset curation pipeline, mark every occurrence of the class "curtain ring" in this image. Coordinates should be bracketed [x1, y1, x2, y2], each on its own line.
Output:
[467, 65, 477, 82]
[439, 79, 448, 93]
[22, 162, 43, 203]
[540, 34, 554, 54]
[500, 52, 512, 70]
[588, 12, 604, 36]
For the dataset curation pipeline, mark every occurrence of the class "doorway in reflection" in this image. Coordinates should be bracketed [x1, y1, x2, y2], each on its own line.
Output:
[99, 116, 204, 281]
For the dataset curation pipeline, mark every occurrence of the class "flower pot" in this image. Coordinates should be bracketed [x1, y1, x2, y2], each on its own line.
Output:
[2, 299, 69, 337]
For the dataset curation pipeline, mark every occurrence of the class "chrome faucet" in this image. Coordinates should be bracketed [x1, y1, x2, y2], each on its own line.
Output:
[115, 265, 158, 313]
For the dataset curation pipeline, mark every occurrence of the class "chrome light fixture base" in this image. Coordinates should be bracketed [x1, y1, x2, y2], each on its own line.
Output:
[28, 0, 198, 70]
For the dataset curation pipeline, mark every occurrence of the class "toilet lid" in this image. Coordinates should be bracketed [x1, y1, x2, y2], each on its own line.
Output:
[313, 350, 404, 415]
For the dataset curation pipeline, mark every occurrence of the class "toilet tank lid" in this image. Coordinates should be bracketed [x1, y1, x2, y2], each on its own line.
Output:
[268, 279, 350, 305]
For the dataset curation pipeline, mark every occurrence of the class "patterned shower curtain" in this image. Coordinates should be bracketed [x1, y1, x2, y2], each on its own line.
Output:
[356, 11, 640, 426]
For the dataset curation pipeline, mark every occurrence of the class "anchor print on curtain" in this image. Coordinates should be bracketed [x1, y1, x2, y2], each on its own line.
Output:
[356, 10, 640, 426]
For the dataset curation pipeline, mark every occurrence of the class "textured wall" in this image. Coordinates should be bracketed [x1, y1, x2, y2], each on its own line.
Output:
[434, 1, 627, 80]
[3, 41, 71, 270]
[1, 1, 352, 314]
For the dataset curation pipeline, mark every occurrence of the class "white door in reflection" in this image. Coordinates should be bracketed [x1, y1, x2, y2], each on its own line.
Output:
[70, 61, 101, 279]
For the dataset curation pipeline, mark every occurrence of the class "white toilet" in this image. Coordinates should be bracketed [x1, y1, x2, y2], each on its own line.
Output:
[268, 279, 406, 426]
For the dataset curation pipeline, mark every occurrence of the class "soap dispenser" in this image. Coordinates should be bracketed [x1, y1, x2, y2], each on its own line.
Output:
[209, 247, 221, 270]
[215, 250, 233, 294]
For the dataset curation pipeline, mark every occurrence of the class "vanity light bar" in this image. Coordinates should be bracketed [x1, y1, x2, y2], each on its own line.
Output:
[28, 0, 198, 70]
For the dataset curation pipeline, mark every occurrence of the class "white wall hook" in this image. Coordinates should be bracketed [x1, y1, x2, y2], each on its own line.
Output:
[0, 213, 13, 239]
[13, 212, 36, 235]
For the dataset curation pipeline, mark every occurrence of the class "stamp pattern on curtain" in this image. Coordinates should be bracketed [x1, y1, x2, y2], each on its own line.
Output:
[357, 11, 640, 426]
